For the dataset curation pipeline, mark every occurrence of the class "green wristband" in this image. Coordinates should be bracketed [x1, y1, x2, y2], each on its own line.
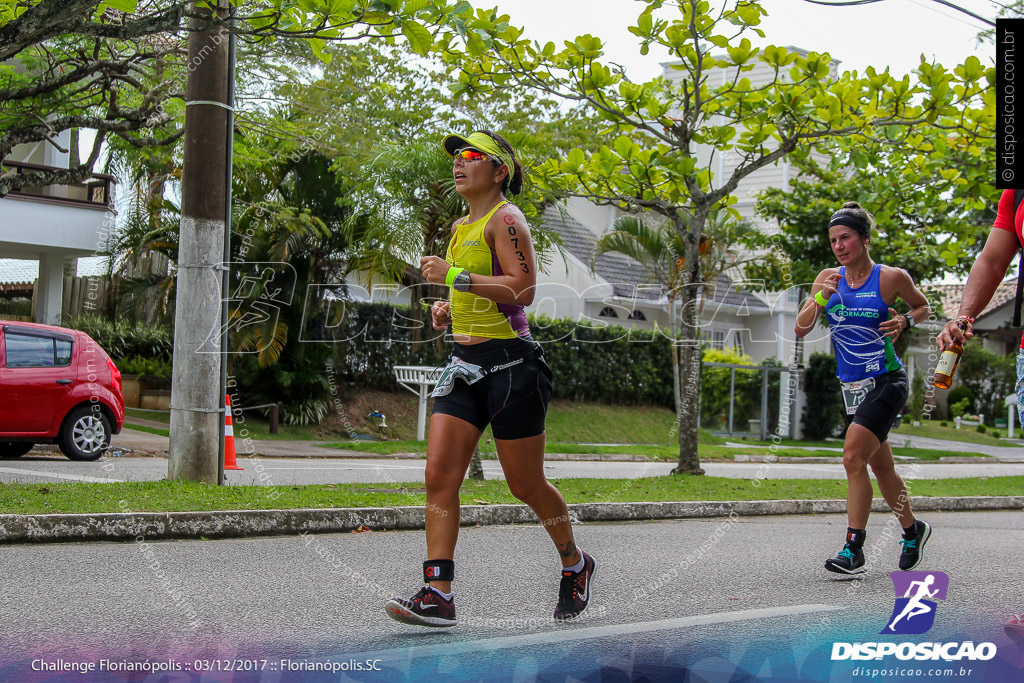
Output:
[445, 266, 464, 287]
[814, 290, 830, 307]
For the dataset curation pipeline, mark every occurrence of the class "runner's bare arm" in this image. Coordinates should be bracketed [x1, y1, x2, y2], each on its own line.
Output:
[879, 267, 930, 340]
[795, 268, 840, 338]
[938, 228, 1018, 349]
[470, 205, 538, 306]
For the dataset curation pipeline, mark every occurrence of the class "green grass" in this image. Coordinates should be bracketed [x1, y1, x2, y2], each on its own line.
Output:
[325, 440, 989, 462]
[124, 423, 170, 437]
[127, 401, 687, 444]
[124, 409, 335, 441]
[890, 447, 990, 460]
[3, 476, 1022, 515]
[544, 402, 682, 443]
[892, 421, 1018, 447]
[325, 439, 427, 455]
[126, 408, 169, 423]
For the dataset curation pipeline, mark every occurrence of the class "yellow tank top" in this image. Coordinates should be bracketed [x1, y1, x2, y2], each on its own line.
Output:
[445, 201, 529, 339]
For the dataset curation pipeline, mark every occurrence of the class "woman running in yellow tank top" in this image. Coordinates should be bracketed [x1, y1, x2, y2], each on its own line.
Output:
[384, 130, 595, 627]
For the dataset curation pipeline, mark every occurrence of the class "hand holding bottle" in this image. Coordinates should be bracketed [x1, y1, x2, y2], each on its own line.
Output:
[934, 319, 971, 389]
[936, 316, 973, 351]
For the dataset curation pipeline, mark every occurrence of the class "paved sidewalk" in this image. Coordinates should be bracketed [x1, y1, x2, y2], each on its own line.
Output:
[888, 433, 1024, 461]
[113, 426, 1024, 462]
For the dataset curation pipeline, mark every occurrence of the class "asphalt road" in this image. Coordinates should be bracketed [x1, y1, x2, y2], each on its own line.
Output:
[2, 452, 1024, 485]
[0, 512, 1021, 681]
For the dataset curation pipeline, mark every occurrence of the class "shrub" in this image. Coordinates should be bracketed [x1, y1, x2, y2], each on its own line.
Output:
[956, 346, 1016, 424]
[907, 371, 926, 421]
[700, 348, 760, 430]
[65, 315, 172, 360]
[940, 420, 948, 427]
[950, 397, 971, 419]
[976, 424, 987, 434]
[117, 355, 172, 380]
[946, 386, 975, 414]
[802, 353, 844, 440]
[324, 304, 675, 407]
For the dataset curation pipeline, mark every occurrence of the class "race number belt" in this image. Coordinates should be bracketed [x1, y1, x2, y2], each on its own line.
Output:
[430, 356, 526, 397]
[840, 377, 876, 415]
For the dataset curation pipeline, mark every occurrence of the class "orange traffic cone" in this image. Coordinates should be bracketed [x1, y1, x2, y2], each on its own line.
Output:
[224, 394, 243, 471]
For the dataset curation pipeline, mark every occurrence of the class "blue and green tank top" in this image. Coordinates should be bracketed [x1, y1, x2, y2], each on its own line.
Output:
[825, 264, 902, 382]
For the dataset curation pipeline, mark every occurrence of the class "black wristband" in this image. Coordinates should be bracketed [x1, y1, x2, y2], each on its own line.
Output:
[424, 559, 454, 582]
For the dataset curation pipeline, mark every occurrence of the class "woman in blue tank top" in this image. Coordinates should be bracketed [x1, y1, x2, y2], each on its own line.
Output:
[795, 201, 933, 576]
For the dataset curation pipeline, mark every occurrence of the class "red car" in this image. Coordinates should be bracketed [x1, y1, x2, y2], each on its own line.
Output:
[0, 321, 125, 460]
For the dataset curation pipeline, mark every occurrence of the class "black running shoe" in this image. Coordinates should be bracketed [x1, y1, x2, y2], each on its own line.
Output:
[899, 519, 931, 571]
[825, 543, 866, 575]
[385, 586, 456, 627]
[554, 551, 596, 621]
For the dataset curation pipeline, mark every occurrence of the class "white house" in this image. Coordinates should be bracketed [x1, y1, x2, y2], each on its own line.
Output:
[0, 132, 115, 324]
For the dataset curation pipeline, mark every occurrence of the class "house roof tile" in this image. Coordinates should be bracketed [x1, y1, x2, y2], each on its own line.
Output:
[927, 278, 1017, 322]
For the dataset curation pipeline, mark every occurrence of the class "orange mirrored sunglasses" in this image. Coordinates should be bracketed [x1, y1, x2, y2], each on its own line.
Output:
[453, 148, 490, 162]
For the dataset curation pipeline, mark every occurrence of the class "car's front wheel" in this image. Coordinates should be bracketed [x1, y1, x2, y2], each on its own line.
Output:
[58, 406, 111, 461]
[0, 442, 33, 458]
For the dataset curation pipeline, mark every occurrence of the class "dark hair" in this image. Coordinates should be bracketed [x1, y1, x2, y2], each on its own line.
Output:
[479, 128, 523, 196]
[829, 201, 875, 239]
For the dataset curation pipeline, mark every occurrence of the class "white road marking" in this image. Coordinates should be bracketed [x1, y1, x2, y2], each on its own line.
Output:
[369, 603, 844, 658]
[0, 467, 123, 483]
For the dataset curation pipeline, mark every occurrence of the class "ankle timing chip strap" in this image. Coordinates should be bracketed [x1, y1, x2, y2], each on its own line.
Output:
[424, 559, 454, 582]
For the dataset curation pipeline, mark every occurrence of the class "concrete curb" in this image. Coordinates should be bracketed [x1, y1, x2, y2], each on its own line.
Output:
[1, 496, 1021, 545]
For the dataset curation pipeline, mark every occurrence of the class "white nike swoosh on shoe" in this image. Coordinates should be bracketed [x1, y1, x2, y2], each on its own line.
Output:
[579, 574, 590, 602]
[419, 604, 438, 610]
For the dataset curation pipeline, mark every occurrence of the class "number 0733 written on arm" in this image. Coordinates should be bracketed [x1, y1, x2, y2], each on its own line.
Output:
[504, 214, 530, 274]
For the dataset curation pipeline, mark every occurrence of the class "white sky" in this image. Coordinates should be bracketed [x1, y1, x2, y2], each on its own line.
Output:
[489, 0, 996, 80]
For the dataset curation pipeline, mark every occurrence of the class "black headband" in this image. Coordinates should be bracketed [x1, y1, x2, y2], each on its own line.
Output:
[829, 213, 871, 238]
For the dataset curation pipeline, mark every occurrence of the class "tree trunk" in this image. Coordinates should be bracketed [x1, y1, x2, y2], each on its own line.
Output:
[671, 317, 705, 475]
[669, 295, 680, 417]
[168, 4, 229, 483]
[671, 211, 706, 475]
[468, 444, 485, 480]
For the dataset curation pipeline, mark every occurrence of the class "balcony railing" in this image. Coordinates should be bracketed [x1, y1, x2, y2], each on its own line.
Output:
[1, 160, 115, 209]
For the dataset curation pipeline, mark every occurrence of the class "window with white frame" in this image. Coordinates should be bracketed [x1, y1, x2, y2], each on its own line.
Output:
[730, 330, 745, 356]
[702, 328, 725, 350]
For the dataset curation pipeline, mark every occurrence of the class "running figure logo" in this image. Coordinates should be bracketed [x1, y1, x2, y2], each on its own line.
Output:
[881, 571, 949, 635]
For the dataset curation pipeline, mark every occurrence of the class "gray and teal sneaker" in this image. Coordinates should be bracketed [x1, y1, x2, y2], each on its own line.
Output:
[825, 543, 866, 575]
[898, 520, 931, 571]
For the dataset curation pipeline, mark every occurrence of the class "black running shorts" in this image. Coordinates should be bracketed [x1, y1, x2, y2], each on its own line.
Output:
[843, 368, 908, 443]
[431, 337, 553, 440]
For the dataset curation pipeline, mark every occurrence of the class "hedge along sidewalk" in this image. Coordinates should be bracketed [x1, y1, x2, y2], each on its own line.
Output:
[2, 496, 1022, 545]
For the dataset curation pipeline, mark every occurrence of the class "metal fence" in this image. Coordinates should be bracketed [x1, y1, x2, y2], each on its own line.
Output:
[699, 362, 800, 440]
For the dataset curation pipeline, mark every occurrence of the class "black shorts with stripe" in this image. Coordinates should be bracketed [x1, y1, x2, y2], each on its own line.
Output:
[843, 368, 908, 443]
[431, 337, 553, 440]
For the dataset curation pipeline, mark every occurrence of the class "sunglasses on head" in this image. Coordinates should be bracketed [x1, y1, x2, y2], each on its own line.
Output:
[453, 147, 490, 162]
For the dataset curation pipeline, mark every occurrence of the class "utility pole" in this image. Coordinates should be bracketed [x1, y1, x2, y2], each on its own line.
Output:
[169, 1, 231, 482]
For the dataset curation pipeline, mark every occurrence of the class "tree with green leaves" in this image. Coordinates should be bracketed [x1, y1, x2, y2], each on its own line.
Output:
[594, 214, 688, 417]
[592, 209, 751, 420]
[0, 0, 483, 194]
[749, 125, 996, 292]
[435, 0, 992, 474]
